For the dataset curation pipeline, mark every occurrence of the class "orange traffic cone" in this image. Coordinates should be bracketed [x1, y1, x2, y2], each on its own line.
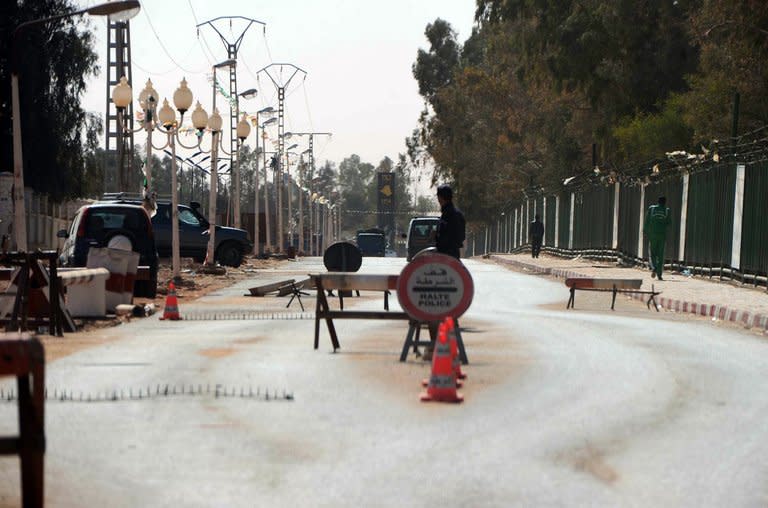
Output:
[444, 316, 466, 380]
[420, 324, 462, 403]
[422, 321, 462, 388]
[159, 281, 182, 321]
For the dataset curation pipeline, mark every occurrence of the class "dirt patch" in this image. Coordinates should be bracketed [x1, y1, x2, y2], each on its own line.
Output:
[0, 256, 287, 363]
[198, 347, 239, 358]
[232, 337, 266, 345]
[42, 331, 122, 362]
[333, 317, 532, 403]
[572, 445, 620, 484]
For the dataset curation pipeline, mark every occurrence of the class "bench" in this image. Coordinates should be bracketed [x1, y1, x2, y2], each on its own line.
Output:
[310, 273, 468, 364]
[565, 278, 660, 311]
[0, 336, 45, 508]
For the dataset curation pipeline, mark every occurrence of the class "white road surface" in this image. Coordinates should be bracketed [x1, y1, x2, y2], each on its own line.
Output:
[1, 257, 767, 507]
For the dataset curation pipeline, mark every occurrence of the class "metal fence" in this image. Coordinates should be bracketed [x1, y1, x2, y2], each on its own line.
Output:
[467, 158, 768, 288]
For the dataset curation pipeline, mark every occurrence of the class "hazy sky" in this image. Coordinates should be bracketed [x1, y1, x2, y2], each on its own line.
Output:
[77, 0, 477, 190]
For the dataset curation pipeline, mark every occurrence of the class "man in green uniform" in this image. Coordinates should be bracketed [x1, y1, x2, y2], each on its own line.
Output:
[644, 196, 671, 280]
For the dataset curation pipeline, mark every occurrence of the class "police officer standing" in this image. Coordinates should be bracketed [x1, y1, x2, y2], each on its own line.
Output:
[422, 184, 466, 361]
[435, 184, 466, 259]
[644, 196, 671, 280]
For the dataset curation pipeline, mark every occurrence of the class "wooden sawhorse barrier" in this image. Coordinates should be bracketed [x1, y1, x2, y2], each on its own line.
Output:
[565, 278, 660, 311]
[311, 273, 406, 353]
[0, 337, 45, 508]
[311, 273, 468, 364]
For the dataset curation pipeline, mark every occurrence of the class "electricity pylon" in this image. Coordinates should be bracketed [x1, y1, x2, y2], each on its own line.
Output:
[104, 20, 134, 192]
[256, 63, 307, 252]
[197, 16, 265, 228]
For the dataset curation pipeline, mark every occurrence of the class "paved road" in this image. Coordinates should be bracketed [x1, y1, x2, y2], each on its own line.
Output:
[1, 256, 767, 507]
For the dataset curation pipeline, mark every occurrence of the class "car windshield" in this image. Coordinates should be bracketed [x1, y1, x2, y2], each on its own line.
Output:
[180, 209, 202, 226]
[412, 223, 437, 238]
[86, 209, 141, 234]
[358, 234, 385, 251]
[85, 209, 126, 238]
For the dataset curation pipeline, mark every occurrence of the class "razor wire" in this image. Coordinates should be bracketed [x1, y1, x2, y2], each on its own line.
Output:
[343, 210, 437, 215]
[179, 311, 314, 321]
[0, 383, 293, 404]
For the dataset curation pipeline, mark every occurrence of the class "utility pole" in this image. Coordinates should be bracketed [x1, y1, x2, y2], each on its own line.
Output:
[104, 20, 134, 192]
[284, 131, 331, 254]
[256, 64, 307, 252]
[197, 16, 265, 228]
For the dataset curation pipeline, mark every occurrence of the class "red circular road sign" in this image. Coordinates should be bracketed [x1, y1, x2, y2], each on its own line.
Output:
[397, 253, 474, 322]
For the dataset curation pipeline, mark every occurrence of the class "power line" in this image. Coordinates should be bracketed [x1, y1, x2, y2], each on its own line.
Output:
[302, 81, 315, 131]
[140, 3, 204, 74]
[186, 0, 217, 67]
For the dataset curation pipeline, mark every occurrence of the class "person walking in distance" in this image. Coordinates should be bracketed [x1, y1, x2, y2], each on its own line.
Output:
[644, 196, 671, 280]
[435, 184, 466, 260]
[529, 214, 544, 258]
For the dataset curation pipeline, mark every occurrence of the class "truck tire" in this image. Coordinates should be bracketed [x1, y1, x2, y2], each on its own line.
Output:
[217, 242, 243, 267]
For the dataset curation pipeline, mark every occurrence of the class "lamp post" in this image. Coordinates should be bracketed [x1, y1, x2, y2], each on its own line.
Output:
[139, 80, 159, 211]
[211, 59, 236, 228]
[114, 77, 236, 271]
[158, 81, 193, 278]
[285, 143, 299, 251]
[11, 0, 140, 251]
[111, 77, 160, 213]
[249, 106, 275, 255]
[233, 112, 251, 230]
[284, 131, 331, 254]
[234, 88, 258, 230]
[112, 77, 200, 279]
[204, 109, 223, 266]
[298, 150, 311, 254]
[259, 116, 278, 252]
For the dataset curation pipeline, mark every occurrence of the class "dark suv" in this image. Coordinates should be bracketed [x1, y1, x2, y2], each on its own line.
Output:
[150, 201, 252, 267]
[57, 203, 159, 297]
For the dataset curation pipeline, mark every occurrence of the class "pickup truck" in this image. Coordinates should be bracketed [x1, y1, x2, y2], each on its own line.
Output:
[101, 195, 252, 267]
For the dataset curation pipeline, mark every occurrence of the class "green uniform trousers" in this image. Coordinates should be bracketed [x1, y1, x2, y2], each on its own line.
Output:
[648, 235, 666, 278]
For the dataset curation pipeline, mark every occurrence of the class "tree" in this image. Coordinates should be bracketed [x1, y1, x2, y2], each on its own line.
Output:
[412, 1, 709, 221]
[677, 0, 768, 142]
[412, 19, 461, 105]
[337, 154, 375, 232]
[0, 0, 100, 200]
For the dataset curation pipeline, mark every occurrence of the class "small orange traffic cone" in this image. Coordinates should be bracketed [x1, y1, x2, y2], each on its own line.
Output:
[444, 316, 466, 381]
[422, 321, 462, 388]
[159, 281, 182, 321]
[420, 324, 462, 403]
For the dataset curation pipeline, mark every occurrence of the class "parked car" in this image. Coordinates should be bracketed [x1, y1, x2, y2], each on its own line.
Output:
[150, 201, 252, 267]
[404, 217, 440, 261]
[102, 195, 253, 267]
[57, 202, 159, 298]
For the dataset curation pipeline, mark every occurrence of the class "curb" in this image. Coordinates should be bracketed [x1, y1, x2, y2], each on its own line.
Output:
[488, 255, 768, 332]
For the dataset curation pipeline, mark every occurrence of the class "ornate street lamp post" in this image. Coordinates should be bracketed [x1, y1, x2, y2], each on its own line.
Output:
[250, 106, 275, 256]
